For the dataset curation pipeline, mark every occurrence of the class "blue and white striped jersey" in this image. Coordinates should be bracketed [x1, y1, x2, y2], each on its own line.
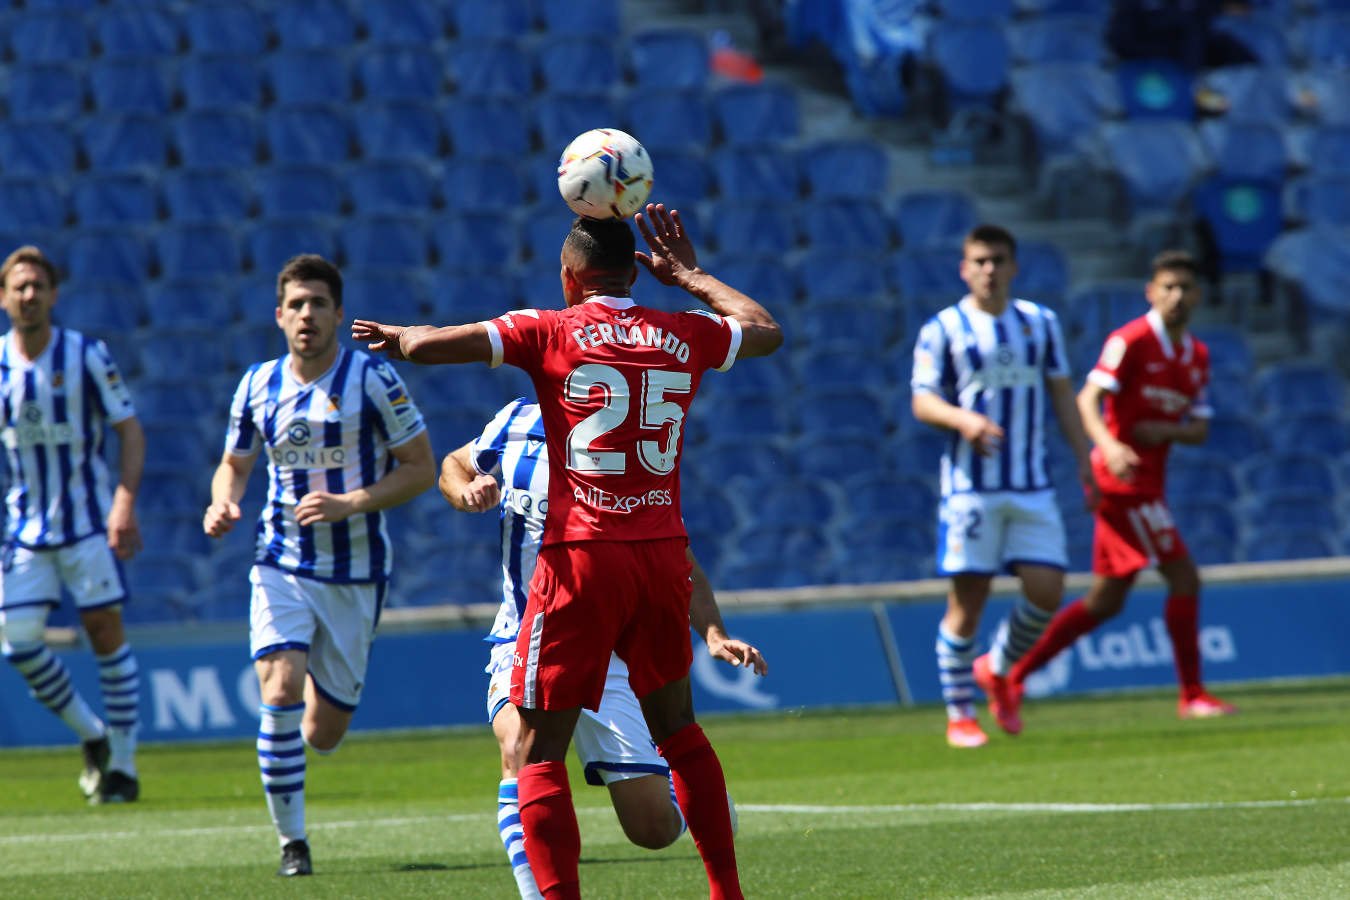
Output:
[225, 347, 425, 583]
[911, 296, 1070, 497]
[0, 328, 135, 548]
[470, 399, 548, 646]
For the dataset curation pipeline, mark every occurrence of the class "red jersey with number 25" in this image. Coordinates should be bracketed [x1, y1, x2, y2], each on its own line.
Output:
[1087, 309, 1213, 497]
[484, 296, 741, 546]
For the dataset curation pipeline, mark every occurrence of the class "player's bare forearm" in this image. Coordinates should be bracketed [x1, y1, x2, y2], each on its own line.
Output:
[911, 390, 962, 432]
[211, 454, 254, 507]
[343, 431, 436, 515]
[439, 443, 499, 512]
[688, 554, 725, 645]
[111, 416, 145, 498]
[677, 269, 782, 359]
[1076, 382, 1117, 449]
[401, 323, 494, 365]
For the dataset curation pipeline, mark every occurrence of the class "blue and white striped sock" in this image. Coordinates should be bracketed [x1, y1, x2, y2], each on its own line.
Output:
[4, 641, 104, 740]
[97, 642, 139, 775]
[989, 601, 1055, 676]
[936, 624, 978, 722]
[258, 703, 306, 846]
[497, 778, 543, 900]
[668, 773, 688, 837]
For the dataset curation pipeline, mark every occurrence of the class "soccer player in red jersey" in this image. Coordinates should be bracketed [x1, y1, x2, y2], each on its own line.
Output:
[352, 204, 781, 900]
[995, 250, 1236, 720]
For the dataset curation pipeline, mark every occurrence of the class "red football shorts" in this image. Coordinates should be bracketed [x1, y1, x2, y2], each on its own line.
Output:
[510, 537, 693, 712]
[1092, 491, 1190, 578]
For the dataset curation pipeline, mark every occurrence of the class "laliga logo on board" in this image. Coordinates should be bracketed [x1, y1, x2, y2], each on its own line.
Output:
[691, 645, 778, 709]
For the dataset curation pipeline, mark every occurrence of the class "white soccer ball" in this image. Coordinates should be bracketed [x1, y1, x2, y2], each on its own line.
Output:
[556, 128, 654, 220]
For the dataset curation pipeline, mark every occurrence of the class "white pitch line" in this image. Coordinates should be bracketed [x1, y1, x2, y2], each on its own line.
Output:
[2, 797, 1343, 846]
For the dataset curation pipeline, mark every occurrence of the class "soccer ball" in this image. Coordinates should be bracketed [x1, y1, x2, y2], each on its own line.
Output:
[556, 128, 654, 220]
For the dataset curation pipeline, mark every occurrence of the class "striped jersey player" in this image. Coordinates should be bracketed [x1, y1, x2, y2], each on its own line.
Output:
[911, 224, 1096, 749]
[203, 254, 436, 878]
[0, 245, 147, 805]
[354, 209, 783, 900]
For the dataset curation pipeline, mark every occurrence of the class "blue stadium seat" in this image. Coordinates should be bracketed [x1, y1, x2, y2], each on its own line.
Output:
[534, 94, 621, 152]
[536, 39, 619, 96]
[802, 199, 892, 251]
[1116, 58, 1193, 120]
[88, 60, 172, 115]
[275, 0, 356, 49]
[1272, 413, 1350, 455]
[837, 472, 936, 524]
[539, 0, 620, 36]
[139, 513, 212, 558]
[1187, 533, 1238, 566]
[433, 213, 519, 272]
[448, 41, 533, 99]
[1170, 499, 1239, 542]
[1304, 124, 1350, 175]
[1060, 280, 1144, 342]
[1009, 63, 1120, 159]
[1242, 528, 1338, 563]
[1203, 417, 1269, 460]
[796, 251, 887, 304]
[125, 554, 196, 610]
[893, 190, 978, 249]
[268, 51, 352, 106]
[1011, 240, 1070, 301]
[1196, 66, 1295, 125]
[713, 83, 799, 146]
[352, 102, 443, 161]
[343, 215, 430, 270]
[1199, 121, 1288, 183]
[793, 297, 899, 357]
[621, 90, 711, 155]
[797, 386, 890, 440]
[1242, 452, 1338, 501]
[363, 0, 444, 45]
[0, 177, 67, 230]
[756, 479, 838, 528]
[889, 430, 950, 474]
[264, 106, 353, 164]
[57, 282, 144, 332]
[1167, 457, 1239, 503]
[710, 146, 800, 201]
[1285, 174, 1350, 228]
[1296, 12, 1350, 68]
[938, 0, 1015, 18]
[706, 392, 795, 436]
[1205, 371, 1253, 417]
[1100, 120, 1210, 217]
[246, 218, 340, 273]
[181, 55, 264, 110]
[441, 158, 525, 213]
[342, 271, 428, 322]
[350, 161, 437, 214]
[628, 27, 708, 89]
[1007, 14, 1104, 64]
[888, 246, 966, 302]
[184, 4, 268, 55]
[1193, 176, 1283, 273]
[800, 139, 888, 200]
[71, 174, 155, 227]
[156, 225, 242, 280]
[355, 47, 444, 102]
[174, 111, 260, 168]
[161, 169, 253, 224]
[145, 279, 237, 330]
[8, 64, 85, 123]
[929, 20, 1011, 112]
[1211, 10, 1288, 67]
[701, 258, 798, 307]
[443, 99, 531, 159]
[1255, 363, 1347, 417]
[20, 0, 98, 10]
[1191, 325, 1254, 374]
[223, 320, 285, 365]
[450, 0, 534, 39]
[255, 165, 345, 218]
[839, 513, 934, 560]
[93, 8, 181, 58]
[428, 272, 519, 322]
[1298, 70, 1350, 125]
[523, 208, 579, 263]
[708, 201, 799, 256]
[644, 151, 711, 208]
[137, 328, 228, 379]
[794, 345, 899, 396]
[67, 230, 151, 286]
[10, 15, 90, 62]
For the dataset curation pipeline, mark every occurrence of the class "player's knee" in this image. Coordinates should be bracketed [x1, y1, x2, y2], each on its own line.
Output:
[619, 811, 682, 850]
[1, 609, 48, 650]
[302, 726, 343, 755]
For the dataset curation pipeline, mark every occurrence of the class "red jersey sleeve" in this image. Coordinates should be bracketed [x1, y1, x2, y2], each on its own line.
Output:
[483, 308, 555, 374]
[1087, 326, 1138, 395]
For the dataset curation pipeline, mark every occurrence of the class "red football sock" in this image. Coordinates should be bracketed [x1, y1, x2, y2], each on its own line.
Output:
[1165, 594, 1203, 701]
[1009, 598, 1101, 684]
[517, 761, 581, 900]
[658, 724, 742, 900]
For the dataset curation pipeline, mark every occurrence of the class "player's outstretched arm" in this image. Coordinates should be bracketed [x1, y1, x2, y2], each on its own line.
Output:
[204, 451, 257, 538]
[351, 320, 494, 366]
[296, 430, 436, 525]
[107, 415, 145, 561]
[634, 203, 782, 359]
[688, 551, 768, 675]
[439, 442, 502, 513]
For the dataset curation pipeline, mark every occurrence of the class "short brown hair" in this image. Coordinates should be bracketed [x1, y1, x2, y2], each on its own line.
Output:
[963, 224, 1017, 258]
[1150, 249, 1200, 279]
[0, 245, 59, 289]
[276, 254, 342, 307]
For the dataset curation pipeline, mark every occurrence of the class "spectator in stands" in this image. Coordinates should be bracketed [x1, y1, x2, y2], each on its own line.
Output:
[1107, 1, 1258, 73]
[910, 225, 1097, 748]
[0, 245, 146, 806]
[997, 250, 1237, 722]
[439, 398, 765, 900]
[202, 254, 436, 877]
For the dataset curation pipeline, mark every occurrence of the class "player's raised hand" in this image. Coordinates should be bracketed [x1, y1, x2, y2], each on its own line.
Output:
[634, 203, 698, 286]
[203, 499, 242, 538]
[351, 320, 407, 361]
[706, 632, 769, 676]
[296, 491, 356, 526]
[460, 474, 501, 513]
[957, 410, 1004, 457]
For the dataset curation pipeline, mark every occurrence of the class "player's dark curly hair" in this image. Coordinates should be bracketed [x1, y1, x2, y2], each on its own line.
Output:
[564, 217, 636, 274]
[276, 254, 343, 307]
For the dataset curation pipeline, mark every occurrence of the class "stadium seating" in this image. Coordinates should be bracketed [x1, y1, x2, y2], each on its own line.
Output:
[162, 169, 254, 225]
[1255, 362, 1347, 417]
[274, 0, 356, 49]
[447, 41, 533, 99]
[10, 14, 90, 62]
[800, 139, 889, 200]
[1116, 58, 1193, 120]
[355, 47, 445, 102]
[58, 282, 144, 332]
[183, 4, 268, 55]
[67, 230, 152, 286]
[1007, 13, 1104, 64]
[156, 225, 243, 281]
[442, 158, 525, 213]
[708, 201, 800, 256]
[264, 106, 354, 164]
[181, 56, 264, 110]
[628, 27, 709, 89]
[350, 161, 437, 214]
[1302, 123, 1350, 175]
[1197, 66, 1296, 125]
[246, 219, 340, 274]
[626, 91, 713, 155]
[89, 61, 174, 115]
[536, 39, 620, 96]
[174, 111, 260, 168]
[256, 165, 346, 218]
[1098, 120, 1210, 217]
[443, 99, 531, 159]
[928, 20, 1012, 114]
[1193, 175, 1284, 272]
[1, 177, 68, 230]
[534, 94, 621, 152]
[801, 198, 892, 251]
[94, 8, 181, 59]
[363, 0, 444, 46]
[353, 101, 444, 161]
[712, 83, 799, 146]
[538, 0, 620, 37]
[432, 213, 518, 272]
[268, 51, 353, 106]
[710, 146, 801, 201]
[893, 190, 979, 249]
[344, 215, 431, 270]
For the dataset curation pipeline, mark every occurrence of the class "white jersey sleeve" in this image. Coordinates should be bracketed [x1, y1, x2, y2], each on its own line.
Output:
[362, 359, 425, 449]
[225, 365, 263, 457]
[911, 316, 952, 397]
[83, 339, 135, 425]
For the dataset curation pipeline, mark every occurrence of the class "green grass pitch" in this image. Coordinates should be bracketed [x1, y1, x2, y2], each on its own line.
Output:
[2, 679, 1347, 899]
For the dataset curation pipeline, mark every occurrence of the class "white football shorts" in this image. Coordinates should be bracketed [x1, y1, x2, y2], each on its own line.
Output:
[249, 565, 384, 711]
[486, 643, 668, 786]
[937, 488, 1068, 576]
[0, 533, 127, 612]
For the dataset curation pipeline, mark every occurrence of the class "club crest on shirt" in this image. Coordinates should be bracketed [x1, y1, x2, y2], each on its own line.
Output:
[50, 372, 64, 389]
